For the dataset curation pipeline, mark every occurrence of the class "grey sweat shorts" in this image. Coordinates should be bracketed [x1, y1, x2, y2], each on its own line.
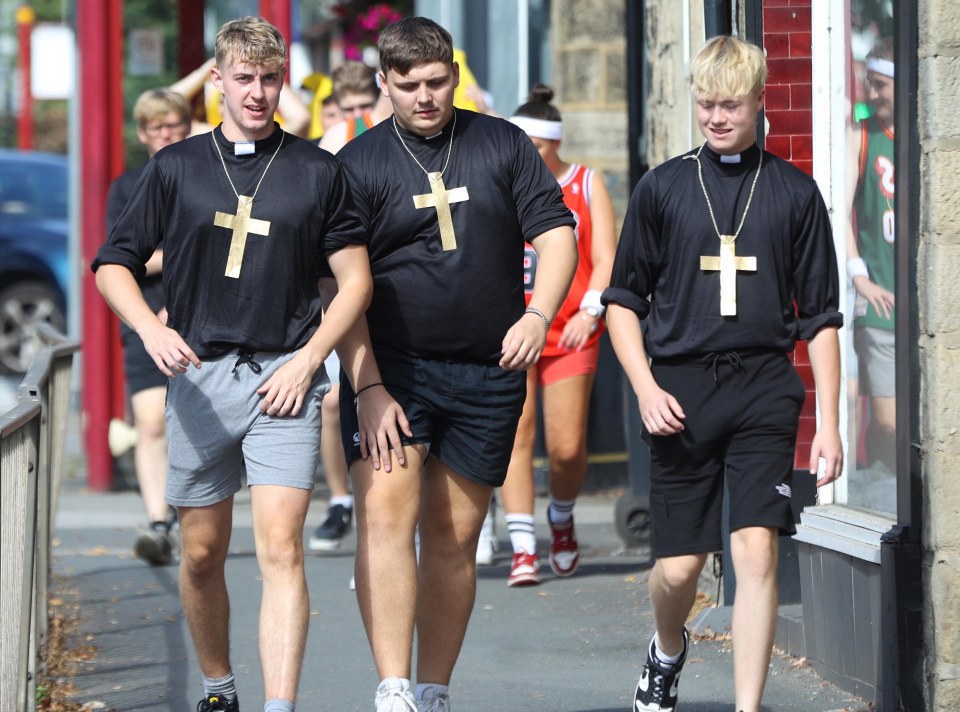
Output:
[165, 348, 330, 508]
[854, 326, 895, 398]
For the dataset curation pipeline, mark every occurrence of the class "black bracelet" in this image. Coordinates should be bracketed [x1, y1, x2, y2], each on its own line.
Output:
[353, 382, 384, 405]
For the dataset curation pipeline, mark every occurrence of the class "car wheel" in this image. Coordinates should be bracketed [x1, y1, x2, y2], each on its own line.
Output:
[0, 281, 66, 375]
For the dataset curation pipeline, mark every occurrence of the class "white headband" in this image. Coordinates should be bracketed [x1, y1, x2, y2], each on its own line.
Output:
[866, 57, 894, 78]
[509, 116, 563, 141]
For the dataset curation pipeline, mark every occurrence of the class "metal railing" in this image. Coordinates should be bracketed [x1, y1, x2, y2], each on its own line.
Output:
[0, 325, 79, 712]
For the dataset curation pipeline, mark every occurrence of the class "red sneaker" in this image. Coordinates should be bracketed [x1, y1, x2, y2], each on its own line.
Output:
[549, 517, 579, 577]
[507, 551, 540, 587]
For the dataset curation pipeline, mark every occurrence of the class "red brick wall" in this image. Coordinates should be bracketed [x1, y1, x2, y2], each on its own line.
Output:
[762, 0, 817, 468]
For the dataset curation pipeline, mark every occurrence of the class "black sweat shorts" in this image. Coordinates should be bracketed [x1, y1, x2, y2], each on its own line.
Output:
[339, 346, 526, 487]
[121, 331, 167, 395]
[644, 350, 806, 558]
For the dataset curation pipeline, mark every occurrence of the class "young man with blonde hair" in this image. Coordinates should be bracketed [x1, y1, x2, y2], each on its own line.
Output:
[604, 35, 843, 712]
[106, 87, 191, 566]
[94, 16, 372, 712]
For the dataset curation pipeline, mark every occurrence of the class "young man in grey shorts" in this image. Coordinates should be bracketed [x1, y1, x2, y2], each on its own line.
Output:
[93, 16, 371, 712]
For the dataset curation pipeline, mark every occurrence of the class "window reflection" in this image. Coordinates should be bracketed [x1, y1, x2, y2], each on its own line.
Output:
[845, 1, 896, 514]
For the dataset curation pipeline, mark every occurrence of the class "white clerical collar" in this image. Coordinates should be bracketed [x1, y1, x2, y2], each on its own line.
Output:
[720, 153, 742, 164]
[235, 141, 256, 156]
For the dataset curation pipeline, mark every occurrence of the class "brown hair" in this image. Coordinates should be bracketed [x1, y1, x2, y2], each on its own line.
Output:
[513, 84, 562, 122]
[332, 62, 378, 101]
[378, 16, 453, 76]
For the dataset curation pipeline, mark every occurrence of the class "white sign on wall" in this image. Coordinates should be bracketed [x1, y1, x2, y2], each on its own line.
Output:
[31, 24, 75, 100]
[128, 29, 164, 77]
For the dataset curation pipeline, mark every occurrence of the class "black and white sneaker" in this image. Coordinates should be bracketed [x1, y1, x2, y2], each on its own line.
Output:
[308, 504, 353, 552]
[634, 627, 688, 711]
[196, 694, 239, 712]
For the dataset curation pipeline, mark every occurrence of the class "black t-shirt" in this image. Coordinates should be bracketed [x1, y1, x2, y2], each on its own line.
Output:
[93, 125, 366, 358]
[603, 143, 842, 358]
[106, 165, 165, 340]
[337, 109, 575, 364]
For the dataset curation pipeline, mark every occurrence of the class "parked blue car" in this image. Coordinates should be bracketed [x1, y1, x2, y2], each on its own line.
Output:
[0, 149, 69, 374]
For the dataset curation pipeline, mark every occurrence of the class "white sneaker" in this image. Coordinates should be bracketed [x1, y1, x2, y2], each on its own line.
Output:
[475, 500, 498, 566]
[417, 687, 451, 712]
[375, 679, 417, 712]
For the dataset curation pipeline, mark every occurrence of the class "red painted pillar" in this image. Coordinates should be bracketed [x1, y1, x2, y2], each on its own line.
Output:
[260, 0, 292, 49]
[16, 6, 34, 150]
[78, 0, 125, 491]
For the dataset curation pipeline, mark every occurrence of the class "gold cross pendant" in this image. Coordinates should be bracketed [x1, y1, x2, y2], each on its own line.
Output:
[413, 172, 469, 250]
[213, 196, 272, 278]
[699, 234, 757, 316]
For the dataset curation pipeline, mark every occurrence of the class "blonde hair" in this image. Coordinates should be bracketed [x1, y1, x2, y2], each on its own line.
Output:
[215, 16, 286, 71]
[690, 35, 767, 101]
[132, 88, 190, 127]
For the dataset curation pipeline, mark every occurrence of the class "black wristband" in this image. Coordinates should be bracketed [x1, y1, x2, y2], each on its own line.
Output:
[353, 382, 384, 405]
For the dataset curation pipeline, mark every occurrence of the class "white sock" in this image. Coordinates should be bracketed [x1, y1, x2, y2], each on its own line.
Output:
[505, 513, 536, 554]
[653, 633, 683, 666]
[415, 683, 449, 702]
[548, 497, 576, 526]
[330, 495, 353, 509]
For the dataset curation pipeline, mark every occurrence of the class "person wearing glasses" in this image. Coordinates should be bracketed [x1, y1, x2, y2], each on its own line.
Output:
[105, 88, 192, 566]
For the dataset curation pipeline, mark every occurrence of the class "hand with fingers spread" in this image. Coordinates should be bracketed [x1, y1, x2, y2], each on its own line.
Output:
[557, 311, 599, 352]
[852, 276, 895, 322]
[355, 384, 412, 472]
[256, 352, 318, 417]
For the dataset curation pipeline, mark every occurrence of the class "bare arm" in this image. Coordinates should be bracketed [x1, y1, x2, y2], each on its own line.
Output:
[318, 120, 350, 155]
[95, 264, 200, 377]
[278, 84, 311, 138]
[500, 225, 577, 370]
[606, 304, 686, 435]
[558, 169, 618, 351]
[846, 122, 894, 319]
[319, 268, 413, 472]
[255, 244, 372, 417]
[143, 249, 163, 277]
[169, 58, 216, 100]
[807, 326, 843, 486]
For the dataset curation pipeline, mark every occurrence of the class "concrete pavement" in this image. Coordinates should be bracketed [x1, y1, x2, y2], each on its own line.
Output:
[51, 478, 870, 712]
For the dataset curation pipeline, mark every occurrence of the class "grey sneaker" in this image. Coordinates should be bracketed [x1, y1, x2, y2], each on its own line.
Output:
[134, 522, 173, 566]
[417, 686, 451, 712]
[375, 679, 417, 712]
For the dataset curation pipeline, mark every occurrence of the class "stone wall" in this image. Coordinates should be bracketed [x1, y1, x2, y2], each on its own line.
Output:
[550, 0, 629, 219]
[920, 1, 960, 708]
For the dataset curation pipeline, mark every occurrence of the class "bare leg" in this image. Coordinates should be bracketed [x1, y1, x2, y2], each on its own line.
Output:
[416, 458, 493, 684]
[178, 498, 234, 678]
[649, 553, 707, 656]
[541, 373, 594, 501]
[131, 386, 169, 522]
[730, 526, 779, 712]
[498, 370, 538, 522]
[351, 446, 426, 679]
[867, 394, 897, 472]
[250, 484, 313, 701]
[321, 385, 351, 499]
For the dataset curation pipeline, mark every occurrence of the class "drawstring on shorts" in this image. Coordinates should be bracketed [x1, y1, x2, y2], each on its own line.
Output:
[232, 349, 262, 375]
[700, 351, 745, 383]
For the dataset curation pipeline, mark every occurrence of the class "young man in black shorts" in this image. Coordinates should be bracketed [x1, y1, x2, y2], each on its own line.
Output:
[94, 17, 371, 712]
[604, 36, 843, 712]
[331, 16, 577, 712]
